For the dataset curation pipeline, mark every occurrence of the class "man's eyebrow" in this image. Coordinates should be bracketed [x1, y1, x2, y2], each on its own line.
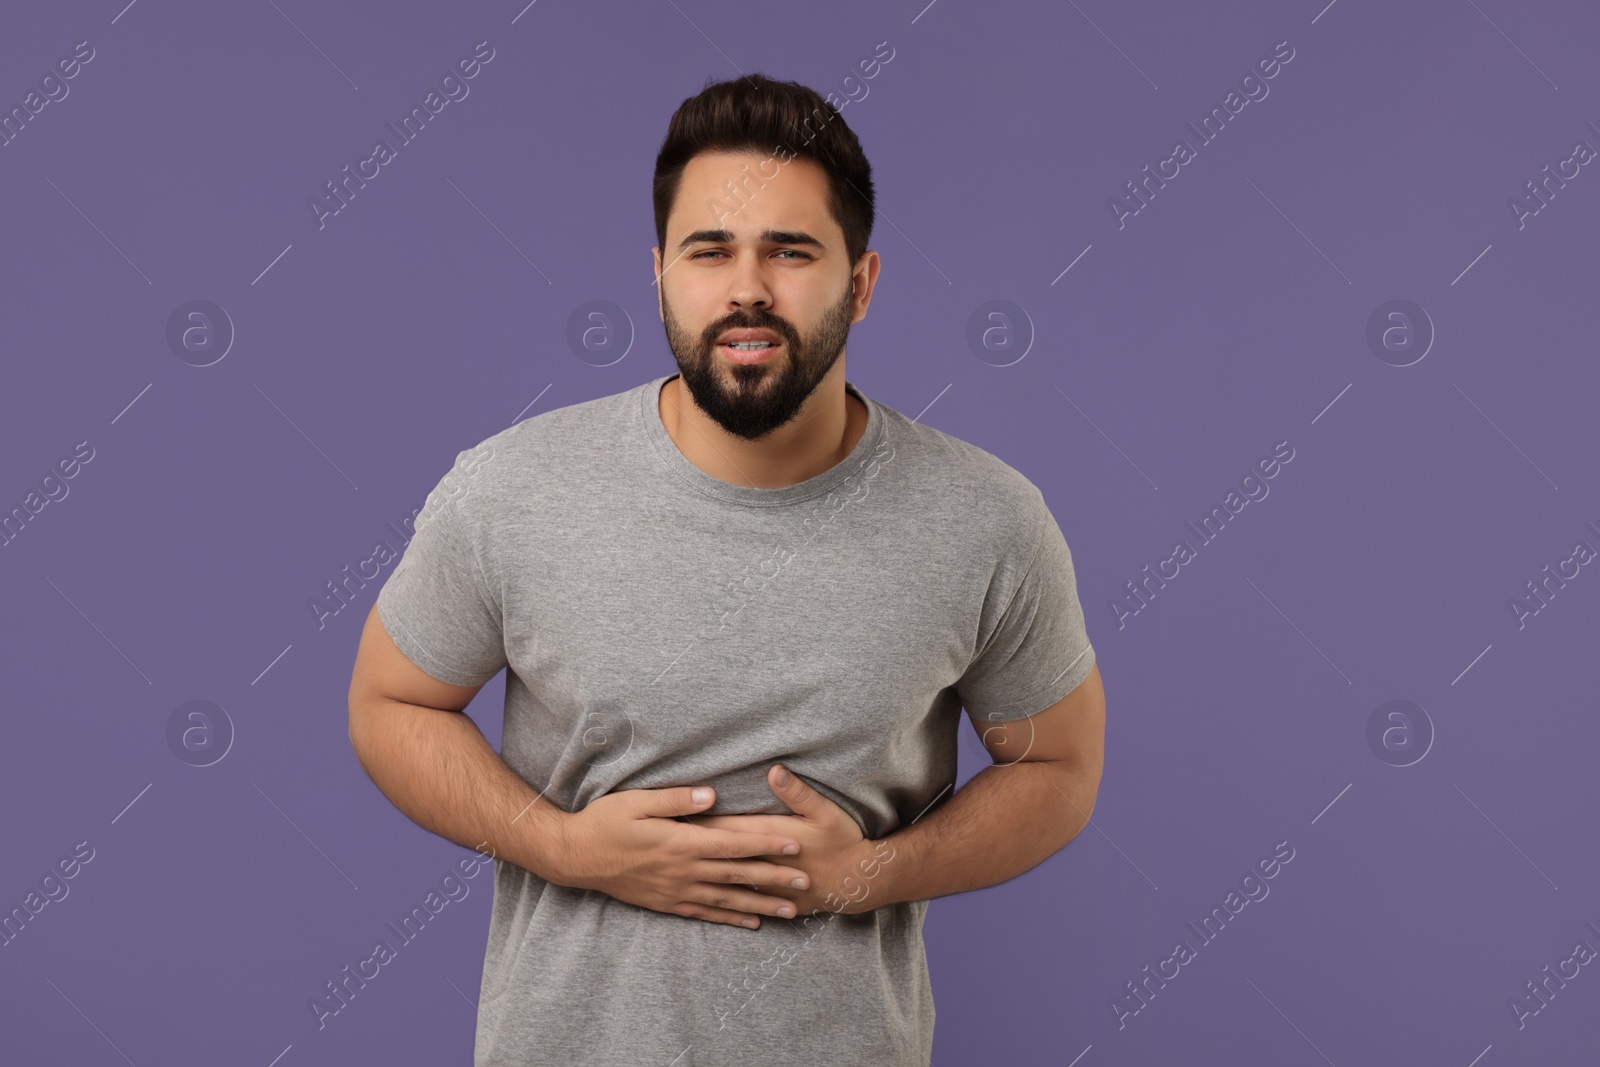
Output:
[675, 229, 826, 252]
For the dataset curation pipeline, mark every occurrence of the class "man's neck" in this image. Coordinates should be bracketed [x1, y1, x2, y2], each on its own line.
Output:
[658, 370, 869, 489]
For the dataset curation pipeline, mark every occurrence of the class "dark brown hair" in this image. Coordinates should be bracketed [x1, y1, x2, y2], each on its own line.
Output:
[652, 73, 875, 268]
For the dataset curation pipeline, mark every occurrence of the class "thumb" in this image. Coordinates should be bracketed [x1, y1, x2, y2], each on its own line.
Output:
[768, 763, 824, 818]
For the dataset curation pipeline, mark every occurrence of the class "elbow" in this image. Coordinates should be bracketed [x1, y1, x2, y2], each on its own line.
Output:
[1047, 756, 1101, 829]
[347, 693, 377, 754]
[1079, 785, 1099, 826]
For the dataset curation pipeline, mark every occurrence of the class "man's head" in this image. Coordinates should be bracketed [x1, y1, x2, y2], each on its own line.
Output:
[651, 74, 879, 440]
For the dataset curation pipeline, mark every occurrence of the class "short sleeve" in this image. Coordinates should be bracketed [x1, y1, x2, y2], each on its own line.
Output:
[954, 492, 1096, 721]
[375, 448, 507, 687]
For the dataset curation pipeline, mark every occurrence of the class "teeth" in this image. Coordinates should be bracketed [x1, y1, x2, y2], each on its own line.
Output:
[726, 341, 773, 349]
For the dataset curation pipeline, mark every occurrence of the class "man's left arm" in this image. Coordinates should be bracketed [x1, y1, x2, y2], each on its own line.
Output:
[856, 662, 1105, 911]
[689, 494, 1105, 917]
[686, 666, 1105, 917]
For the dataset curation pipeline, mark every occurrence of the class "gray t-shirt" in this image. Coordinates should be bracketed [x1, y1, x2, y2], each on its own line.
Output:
[375, 373, 1096, 1066]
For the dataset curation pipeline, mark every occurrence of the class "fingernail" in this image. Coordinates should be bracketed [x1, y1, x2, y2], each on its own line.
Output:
[790, 877, 807, 889]
[692, 787, 712, 804]
[772, 765, 792, 786]
[777, 905, 796, 918]
[743, 918, 758, 929]
[782, 843, 798, 854]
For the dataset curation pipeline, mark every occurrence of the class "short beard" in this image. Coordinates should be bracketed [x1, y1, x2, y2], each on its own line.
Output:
[662, 281, 854, 441]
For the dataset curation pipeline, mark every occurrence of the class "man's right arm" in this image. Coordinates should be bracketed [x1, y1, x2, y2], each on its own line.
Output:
[346, 602, 812, 929]
[347, 602, 573, 881]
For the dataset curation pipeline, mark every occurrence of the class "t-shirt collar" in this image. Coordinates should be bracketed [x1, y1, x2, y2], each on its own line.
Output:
[639, 373, 885, 507]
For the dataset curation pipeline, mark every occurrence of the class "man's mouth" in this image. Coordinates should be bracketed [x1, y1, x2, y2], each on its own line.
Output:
[719, 339, 781, 363]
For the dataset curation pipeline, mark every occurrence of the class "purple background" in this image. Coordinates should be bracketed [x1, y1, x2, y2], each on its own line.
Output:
[3, 0, 1597, 1064]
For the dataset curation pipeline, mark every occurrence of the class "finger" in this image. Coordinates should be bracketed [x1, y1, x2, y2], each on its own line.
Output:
[695, 859, 810, 892]
[670, 903, 767, 930]
[682, 812, 792, 835]
[640, 785, 717, 819]
[690, 884, 800, 920]
[681, 842, 780, 898]
[683, 825, 801, 860]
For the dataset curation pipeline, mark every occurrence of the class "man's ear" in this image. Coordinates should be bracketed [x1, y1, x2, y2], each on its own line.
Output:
[652, 247, 664, 320]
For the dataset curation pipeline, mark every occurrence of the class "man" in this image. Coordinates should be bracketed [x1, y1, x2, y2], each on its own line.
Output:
[348, 73, 1105, 1066]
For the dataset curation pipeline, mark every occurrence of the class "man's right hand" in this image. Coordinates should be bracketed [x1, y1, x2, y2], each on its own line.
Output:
[553, 786, 810, 929]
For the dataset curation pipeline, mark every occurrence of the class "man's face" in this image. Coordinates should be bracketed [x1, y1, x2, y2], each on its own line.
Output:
[655, 150, 861, 441]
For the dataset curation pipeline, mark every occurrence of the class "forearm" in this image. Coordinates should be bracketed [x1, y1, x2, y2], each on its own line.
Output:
[868, 759, 1097, 910]
[348, 698, 572, 882]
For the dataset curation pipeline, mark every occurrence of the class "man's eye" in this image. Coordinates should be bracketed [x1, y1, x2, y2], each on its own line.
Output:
[689, 250, 810, 260]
